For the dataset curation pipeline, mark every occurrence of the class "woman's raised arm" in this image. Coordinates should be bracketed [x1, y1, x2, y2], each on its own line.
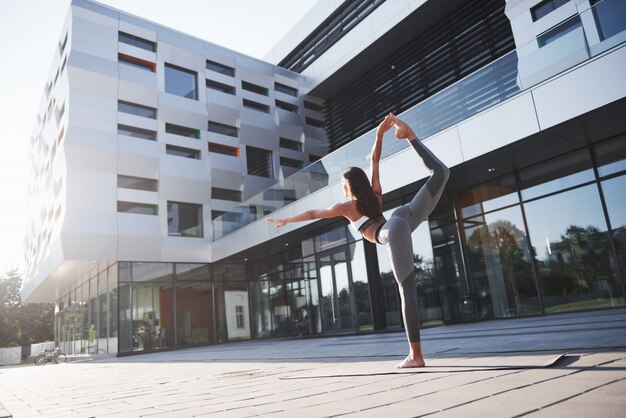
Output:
[266, 203, 348, 228]
[370, 113, 395, 198]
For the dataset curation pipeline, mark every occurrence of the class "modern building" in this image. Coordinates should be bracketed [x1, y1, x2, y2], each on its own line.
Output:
[22, 0, 626, 355]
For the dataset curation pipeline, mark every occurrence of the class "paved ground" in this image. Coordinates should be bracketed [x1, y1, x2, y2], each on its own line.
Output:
[0, 308, 625, 417]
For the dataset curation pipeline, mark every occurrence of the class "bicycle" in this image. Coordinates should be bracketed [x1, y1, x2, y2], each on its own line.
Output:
[79, 346, 106, 355]
[34, 347, 67, 365]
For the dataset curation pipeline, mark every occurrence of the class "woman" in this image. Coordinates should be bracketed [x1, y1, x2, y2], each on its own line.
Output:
[267, 113, 450, 368]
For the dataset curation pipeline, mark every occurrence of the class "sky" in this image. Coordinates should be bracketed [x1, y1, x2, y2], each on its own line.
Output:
[0, 0, 320, 276]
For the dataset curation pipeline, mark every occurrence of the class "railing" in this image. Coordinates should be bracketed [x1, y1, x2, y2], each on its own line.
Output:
[213, 0, 626, 239]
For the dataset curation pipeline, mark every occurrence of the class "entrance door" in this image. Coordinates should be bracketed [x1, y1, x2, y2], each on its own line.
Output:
[318, 249, 355, 333]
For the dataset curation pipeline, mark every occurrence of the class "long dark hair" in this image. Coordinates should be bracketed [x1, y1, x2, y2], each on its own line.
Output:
[343, 167, 382, 218]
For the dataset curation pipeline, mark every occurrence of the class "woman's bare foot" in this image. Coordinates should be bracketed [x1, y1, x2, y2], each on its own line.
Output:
[393, 118, 416, 140]
[397, 355, 426, 368]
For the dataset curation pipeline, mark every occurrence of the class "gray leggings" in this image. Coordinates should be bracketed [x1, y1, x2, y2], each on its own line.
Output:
[377, 139, 450, 342]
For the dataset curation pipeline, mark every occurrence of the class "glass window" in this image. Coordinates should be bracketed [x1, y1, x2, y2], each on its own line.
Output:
[208, 121, 238, 137]
[118, 53, 155, 72]
[304, 100, 324, 112]
[206, 79, 235, 95]
[132, 283, 173, 351]
[250, 279, 272, 338]
[592, 0, 626, 40]
[602, 175, 626, 293]
[165, 123, 200, 139]
[595, 134, 626, 177]
[275, 82, 298, 96]
[280, 157, 303, 169]
[524, 184, 621, 313]
[276, 100, 298, 113]
[458, 174, 519, 218]
[117, 175, 157, 192]
[209, 142, 239, 157]
[305, 117, 325, 128]
[132, 263, 174, 283]
[118, 124, 157, 141]
[166, 144, 200, 159]
[118, 100, 156, 119]
[242, 81, 269, 96]
[165, 63, 198, 100]
[463, 206, 540, 319]
[117, 201, 158, 215]
[520, 149, 595, 200]
[537, 16, 582, 47]
[279, 137, 302, 152]
[118, 284, 131, 353]
[118, 31, 156, 52]
[243, 99, 270, 113]
[349, 242, 373, 331]
[167, 202, 203, 238]
[176, 264, 210, 281]
[246, 146, 273, 178]
[175, 281, 214, 346]
[531, 0, 569, 21]
[206, 59, 234, 76]
[212, 187, 241, 202]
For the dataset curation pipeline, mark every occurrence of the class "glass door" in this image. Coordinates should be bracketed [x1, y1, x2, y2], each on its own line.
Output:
[318, 249, 355, 333]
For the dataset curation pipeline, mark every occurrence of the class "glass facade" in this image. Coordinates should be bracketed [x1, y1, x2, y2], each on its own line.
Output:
[53, 135, 626, 354]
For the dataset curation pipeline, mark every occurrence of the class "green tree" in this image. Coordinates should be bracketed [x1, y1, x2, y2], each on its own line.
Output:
[0, 269, 54, 347]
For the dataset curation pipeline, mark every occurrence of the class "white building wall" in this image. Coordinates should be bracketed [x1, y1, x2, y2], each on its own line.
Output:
[22, 0, 327, 303]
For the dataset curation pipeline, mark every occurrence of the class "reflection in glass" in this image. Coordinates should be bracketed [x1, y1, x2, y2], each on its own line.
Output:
[319, 256, 336, 332]
[118, 284, 131, 353]
[334, 251, 354, 331]
[175, 281, 214, 346]
[459, 174, 518, 218]
[411, 222, 442, 325]
[601, 175, 626, 302]
[165, 63, 198, 100]
[595, 134, 626, 177]
[132, 262, 173, 283]
[132, 283, 173, 351]
[525, 184, 621, 312]
[464, 206, 540, 319]
[592, 0, 626, 40]
[349, 242, 373, 331]
[250, 280, 272, 338]
[520, 149, 594, 200]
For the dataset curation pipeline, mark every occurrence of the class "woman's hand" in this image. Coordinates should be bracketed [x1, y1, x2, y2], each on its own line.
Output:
[266, 217, 288, 228]
[376, 113, 395, 136]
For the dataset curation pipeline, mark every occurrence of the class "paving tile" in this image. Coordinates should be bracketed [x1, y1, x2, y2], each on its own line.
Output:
[526, 400, 626, 418]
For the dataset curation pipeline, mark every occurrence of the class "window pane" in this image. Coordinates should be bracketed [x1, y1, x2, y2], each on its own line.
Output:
[165, 123, 200, 139]
[176, 264, 210, 281]
[208, 121, 238, 137]
[349, 242, 373, 331]
[242, 81, 269, 96]
[132, 283, 173, 351]
[243, 99, 270, 113]
[537, 16, 582, 47]
[595, 134, 626, 177]
[175, 281, 214, 346]
[117, 175, 157, 192]
[165, 63, 198, 100]
[524, 184, 621, 313]
[132, 263, 174, 283]
[463, 206, 540, 319]
[276, 100, 298, 113]
[520, 149, 595, 200]
[246, 146, 272, 178]
[458, 174, 519, 218]
[118, 124, 157, 140]
[279, 137, 302, 151]
[118, 101, 156, 118]
[206, 59, 234, 76]
[166, 144, 200, 159]
[212, 187, 241, 202]
[275, 82, 298, 96]
[117, 201, 158, 215]
[167, 202, 203, 237]
[592, 0, 626, 40]
[206, 79, 235, 95]
[209, 142, 238, 157]
[118, 31, 156, 52]
[602, 175, 626, 290]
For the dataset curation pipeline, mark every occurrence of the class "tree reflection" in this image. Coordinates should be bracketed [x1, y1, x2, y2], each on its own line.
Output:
[466, 219, 537, 318]
[537, 225, 618, 310]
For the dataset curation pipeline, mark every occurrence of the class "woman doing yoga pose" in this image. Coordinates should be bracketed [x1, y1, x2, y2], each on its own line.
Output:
[267, 114, 449, 368]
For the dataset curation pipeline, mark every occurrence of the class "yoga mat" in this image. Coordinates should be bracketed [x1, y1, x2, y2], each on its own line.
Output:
[280, 353, 566, 379]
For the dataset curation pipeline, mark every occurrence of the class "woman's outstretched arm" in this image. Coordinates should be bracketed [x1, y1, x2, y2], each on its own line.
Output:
[266, 203, 348, 228]
[370, 114, 395, 198]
